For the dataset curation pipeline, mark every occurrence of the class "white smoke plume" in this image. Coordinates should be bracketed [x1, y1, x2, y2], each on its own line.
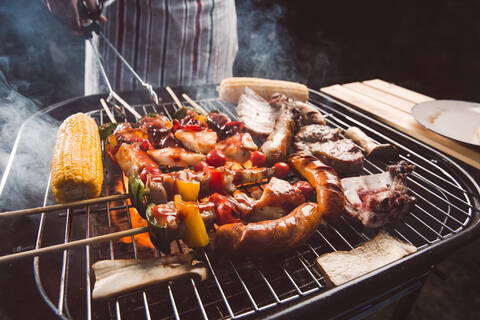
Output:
[0, 65, 59, 211]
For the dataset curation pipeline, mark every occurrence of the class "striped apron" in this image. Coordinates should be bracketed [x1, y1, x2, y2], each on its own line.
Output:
[85, 0, 238, 95]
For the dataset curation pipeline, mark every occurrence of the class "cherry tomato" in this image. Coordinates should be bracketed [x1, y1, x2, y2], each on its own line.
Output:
[250, 151, 266, 167]
[181, 124, 204, 132]
[273, 162, 290, 179]
[194, 161, 210, 172]
[209, 170, 225, 194]
[206, 149, 227, 167]
[141, 139, 153, 152]
[216, 201, 240, 225]
[139, 166, 162, 184]
[294, 181, 314, 200]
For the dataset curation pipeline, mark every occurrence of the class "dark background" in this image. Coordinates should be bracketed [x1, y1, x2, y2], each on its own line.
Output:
[0, 0, 479, 319]
[1, 0, 480, 106]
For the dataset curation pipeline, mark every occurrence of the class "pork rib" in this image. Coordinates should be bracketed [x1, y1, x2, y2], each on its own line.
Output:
[341, 161, 416, 228]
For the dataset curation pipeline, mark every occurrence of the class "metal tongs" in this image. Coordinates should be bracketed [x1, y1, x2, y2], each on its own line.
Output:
[78, 0, 159, 119]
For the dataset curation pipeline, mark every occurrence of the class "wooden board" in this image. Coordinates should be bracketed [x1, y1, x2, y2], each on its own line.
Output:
[321, 79, 480, 169]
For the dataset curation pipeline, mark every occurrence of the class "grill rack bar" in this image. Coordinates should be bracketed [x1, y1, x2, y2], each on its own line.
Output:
[25, 88, 478, 320]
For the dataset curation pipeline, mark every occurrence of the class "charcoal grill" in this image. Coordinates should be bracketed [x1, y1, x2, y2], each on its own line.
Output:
[0, 85, 479, 320]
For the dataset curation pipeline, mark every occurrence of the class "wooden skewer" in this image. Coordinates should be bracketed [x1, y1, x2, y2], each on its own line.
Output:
[100, 98, 117, 123]
[110, 91, 142, 120]
[0, 194, 129, 219]
[0, 226, 149, 264]
[182, 93, 208, 115]
[165, 86, 185, 109]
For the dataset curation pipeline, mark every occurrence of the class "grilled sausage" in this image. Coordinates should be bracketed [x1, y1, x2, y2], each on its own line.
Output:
[260, 101, 296, 166]
[287, 152, 345, 223]
[214, 202, 319, 255]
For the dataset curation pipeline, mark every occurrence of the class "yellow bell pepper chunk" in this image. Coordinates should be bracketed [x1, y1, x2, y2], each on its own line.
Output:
[196, 115, 207, 123]
[174, 195, 209, 247]
[175, 180, 200, 202]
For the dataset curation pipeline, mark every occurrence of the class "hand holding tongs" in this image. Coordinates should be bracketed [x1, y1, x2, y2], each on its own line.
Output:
[78, 0, 159, 115]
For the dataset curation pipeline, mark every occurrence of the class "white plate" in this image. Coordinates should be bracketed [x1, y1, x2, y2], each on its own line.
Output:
[411, 100, 480, 147]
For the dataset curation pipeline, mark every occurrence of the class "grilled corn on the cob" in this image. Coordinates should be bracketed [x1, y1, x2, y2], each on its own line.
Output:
[51, 113, 103, 202]
[217, 77, 309, 104]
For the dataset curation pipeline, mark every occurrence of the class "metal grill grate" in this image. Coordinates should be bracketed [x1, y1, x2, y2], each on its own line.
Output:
[27, 89, 479, 320]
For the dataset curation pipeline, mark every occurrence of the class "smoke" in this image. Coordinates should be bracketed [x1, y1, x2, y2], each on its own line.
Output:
[233, 1, 336, 89]
[234, 0, 298, 81]
[0, 0, 84, 106]
[0, 65, 59, 211]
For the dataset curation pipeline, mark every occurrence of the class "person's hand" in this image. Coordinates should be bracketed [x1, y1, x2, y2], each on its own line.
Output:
[42, 0, 107, 35]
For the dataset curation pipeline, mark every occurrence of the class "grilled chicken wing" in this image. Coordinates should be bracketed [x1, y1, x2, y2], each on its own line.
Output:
[216, 133, 258, 163]
[175, 130, 218, 154]
[148, 147, 205, 168]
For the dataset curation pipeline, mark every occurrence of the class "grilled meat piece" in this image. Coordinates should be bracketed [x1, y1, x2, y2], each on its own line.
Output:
[315, 232, 417, 286]
[216, 133, 258, 163]
[208, 178, 306, 222]
[148, 147, 205, 168]
[236, 87, 282, 139]
[145, 166, 275, 204]
[294, 124, 340, 143]
[341, 161, 415, 228]
[292, 101, 326, 126]
[115, 143, 159, 178]
[260, 96, 296, 166]
[174, 129, 218, 154]
[294, 124, 364, 174]
[248, 177, 306, 221]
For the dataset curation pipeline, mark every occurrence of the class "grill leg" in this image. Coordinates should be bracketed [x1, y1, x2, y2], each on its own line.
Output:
[391, 278, 426, 320]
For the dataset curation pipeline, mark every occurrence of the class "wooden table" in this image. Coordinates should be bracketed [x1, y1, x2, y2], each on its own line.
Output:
[321, 79, 480, 170]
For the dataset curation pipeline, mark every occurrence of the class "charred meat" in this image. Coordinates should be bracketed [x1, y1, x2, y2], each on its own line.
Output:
[294, 124, 364, 174]
[292, 101, 326, 126]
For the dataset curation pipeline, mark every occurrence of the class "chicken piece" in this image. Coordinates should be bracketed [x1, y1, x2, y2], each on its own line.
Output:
[148, 147, 205, 168]
[210, 178, 306, 222]
[248, 177, 306, 222]
[175, 130, 217, 154]
[216, 133, 258, 163]
[115, 143, 158, 178]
